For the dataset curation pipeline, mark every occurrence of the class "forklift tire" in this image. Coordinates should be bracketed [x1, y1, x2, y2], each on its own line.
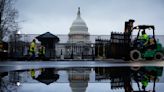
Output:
[154, 52, 163, 60]
[130, 49, 141, 61]
[130, 67, 140, 71]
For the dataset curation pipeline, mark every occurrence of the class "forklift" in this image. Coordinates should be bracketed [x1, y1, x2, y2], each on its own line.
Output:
[130, 25, 163, 61]
[109, 19, 163, 61]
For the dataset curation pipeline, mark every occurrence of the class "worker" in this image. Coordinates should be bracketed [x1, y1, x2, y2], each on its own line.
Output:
[139, 30, 149, 47]
[38, 45, 45, 60]
[147, 36, 156, 49]
[141, 75, 149, 91]
[29, 39, 36, 60]
[149, 36, 155, 45]
[30, 69, 35, 79]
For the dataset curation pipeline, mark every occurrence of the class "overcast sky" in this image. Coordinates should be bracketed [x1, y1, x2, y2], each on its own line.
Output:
[15, 0, 164, 35]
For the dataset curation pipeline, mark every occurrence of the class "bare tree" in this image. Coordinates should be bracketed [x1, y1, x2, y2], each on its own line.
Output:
[0, 0, 19, 42]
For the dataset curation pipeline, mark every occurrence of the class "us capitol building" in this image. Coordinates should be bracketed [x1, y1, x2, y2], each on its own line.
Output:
[68, 7, 90, 43]
[19, 7, 108, 59]
[58, 7, 92, 59]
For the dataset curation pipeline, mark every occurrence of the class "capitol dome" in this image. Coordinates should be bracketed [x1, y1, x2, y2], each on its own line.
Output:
[71, 13, 87, 28]
[68, 7, 90, 43]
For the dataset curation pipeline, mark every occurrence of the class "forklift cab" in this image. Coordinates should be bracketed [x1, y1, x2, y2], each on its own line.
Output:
[130, 25, 163, 60]
[132, 25, 156, 50]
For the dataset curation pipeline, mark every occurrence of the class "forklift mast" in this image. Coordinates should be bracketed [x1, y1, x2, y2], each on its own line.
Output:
[124, 19, 135, 35]
[109, 19, 135, 59]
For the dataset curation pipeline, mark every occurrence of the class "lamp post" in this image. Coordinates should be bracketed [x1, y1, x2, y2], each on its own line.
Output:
[60, 49, 64, 60]
[14, 30, 21, 55]
[91, 44, 95, 61]
[103, 43, 106, 59]
[24, 34, 27, 54]
[71, 39, 74, 59]
[71, 45, 73, 59]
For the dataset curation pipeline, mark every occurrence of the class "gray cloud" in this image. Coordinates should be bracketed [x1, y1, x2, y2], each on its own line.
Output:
[15, 0, 164, 35]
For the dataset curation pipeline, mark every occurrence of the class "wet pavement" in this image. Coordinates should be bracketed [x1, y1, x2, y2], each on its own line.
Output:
[1, 60, 164, 92]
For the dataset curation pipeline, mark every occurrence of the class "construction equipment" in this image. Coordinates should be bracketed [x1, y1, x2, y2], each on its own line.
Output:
[130, 25, 163, 61]
[110, 19, 163, 61]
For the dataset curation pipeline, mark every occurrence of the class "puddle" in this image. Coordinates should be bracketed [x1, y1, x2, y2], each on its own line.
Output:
[0, 66, 164, 92]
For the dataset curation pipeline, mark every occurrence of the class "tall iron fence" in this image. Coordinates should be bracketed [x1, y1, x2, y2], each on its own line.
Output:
[2, 34, 164, 60]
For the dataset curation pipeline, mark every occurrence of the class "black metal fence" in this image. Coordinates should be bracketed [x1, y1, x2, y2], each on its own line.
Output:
[1, 34, 164, 60]
[95, 39, 111, 59]
[95, 32, 131, 59]
[110, 32, 131, 59]
[5, 41, 95, 60]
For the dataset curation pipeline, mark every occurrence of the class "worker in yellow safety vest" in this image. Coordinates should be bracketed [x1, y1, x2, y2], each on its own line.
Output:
[38, 45, 45, 60]
[141, 75, 149, 91]
[139, 30, 149, 46]
[30, 69, 35, 79]
[29, 39, 36, 60]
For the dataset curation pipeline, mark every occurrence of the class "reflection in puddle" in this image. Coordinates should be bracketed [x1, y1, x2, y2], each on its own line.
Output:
[95, 67, 163, 92]
[68, 68, 90, 92]
[0, 67, 163, 92]
[30, 68, 59, 85]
